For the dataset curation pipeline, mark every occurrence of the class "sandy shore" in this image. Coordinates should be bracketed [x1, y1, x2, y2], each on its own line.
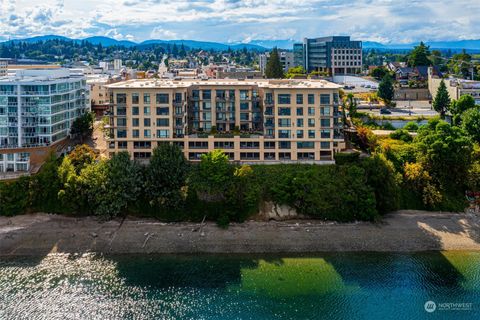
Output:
[0, 210, 479, 256]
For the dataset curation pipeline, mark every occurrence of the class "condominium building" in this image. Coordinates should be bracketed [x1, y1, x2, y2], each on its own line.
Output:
[0, 59, 8, 77]
[259, 51, 295, 75]
[105, 79, 345, 163]
[294, 36, 362, 75]
[0, 68, 89, 174]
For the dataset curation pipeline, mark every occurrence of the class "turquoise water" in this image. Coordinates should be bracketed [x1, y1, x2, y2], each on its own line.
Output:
[0, 252, 479, 319]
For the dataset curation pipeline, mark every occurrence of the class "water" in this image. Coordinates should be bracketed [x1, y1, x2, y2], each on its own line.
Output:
[0, 252, 479, 319]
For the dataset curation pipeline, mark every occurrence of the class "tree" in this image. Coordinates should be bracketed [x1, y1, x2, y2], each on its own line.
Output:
[70, 112, 95, 142]
[450, 95, 476, 125]
[68, 144, 96, 174]
[448, 50, 472, 79]
[407, 42, 431, 67]
[145, 144, 189, 210]
[378, 74, 394, 106]
[265, 47, 284, 78]
[285, 66, 305, 78]
[370, 66, 388, 80]
[432, 79, 450, 119]
[344, 93, 357, 116]
[416, 119, 473, 188]
[191, 150, 233, 201]
[461, 107, 480, 143]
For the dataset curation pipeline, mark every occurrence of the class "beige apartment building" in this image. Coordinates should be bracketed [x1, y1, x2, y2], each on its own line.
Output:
[105, 79, 345, 163]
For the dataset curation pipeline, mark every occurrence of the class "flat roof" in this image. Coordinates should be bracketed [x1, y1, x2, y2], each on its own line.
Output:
[105, 78, 341, 90]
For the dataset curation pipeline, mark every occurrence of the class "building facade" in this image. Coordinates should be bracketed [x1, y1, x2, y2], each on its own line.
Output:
[0, 59, 8, 77]
[428, 68, 480, 105]
[106, 79, 345, 163]
[0, 68, 89, 174]
[294, 36, 362, 75]
[259, 51, 295, 75]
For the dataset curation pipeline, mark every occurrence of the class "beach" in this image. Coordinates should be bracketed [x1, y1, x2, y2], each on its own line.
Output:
[0, 210, 479, 256]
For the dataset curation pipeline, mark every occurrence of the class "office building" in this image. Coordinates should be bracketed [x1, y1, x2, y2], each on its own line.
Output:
[0, 68, 89, 175]
[105, 79, 345, 163]
[294, 36, 362, 75]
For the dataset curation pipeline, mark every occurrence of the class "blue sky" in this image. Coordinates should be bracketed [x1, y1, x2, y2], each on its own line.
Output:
[0, 0, 479, 43]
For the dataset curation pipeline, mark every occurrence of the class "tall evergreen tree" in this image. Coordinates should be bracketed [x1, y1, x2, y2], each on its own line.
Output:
[433, 79, 451, 119]
[265, 47, 284, 78]
[378, 74, 394, 106]
[408, 41, 431, 67]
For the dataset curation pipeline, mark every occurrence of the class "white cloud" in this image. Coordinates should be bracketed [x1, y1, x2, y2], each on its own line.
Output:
[0, 0, 479, 43]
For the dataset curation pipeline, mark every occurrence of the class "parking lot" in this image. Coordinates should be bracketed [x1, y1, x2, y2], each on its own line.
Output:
[363, 100, 438, 117]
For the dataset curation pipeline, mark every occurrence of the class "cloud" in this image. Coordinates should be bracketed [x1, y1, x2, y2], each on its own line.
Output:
[0, 0, 479, 44]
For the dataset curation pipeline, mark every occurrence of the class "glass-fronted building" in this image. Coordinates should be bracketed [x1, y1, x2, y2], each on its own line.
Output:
[0, 68, 89, 174]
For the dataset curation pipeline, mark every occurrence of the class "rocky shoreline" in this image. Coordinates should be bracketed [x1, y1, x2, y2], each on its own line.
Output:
[0, 210, 479, 256]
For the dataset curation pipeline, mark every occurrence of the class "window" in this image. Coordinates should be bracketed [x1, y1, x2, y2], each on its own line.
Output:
[240, 152, 260, 160]
[144, 129, 151, 138]
[175, 92, 183, 102]
[320, 107, 330, 116]
[156, 130, 169, 138]
[278, 107, 291, 116]
[296, 94, 303, 104]
[320, 94, 330, 105]
[240, 90, 249, 100]
[116, 93, 126, 104]
[132, 129, 139, 138]
[117, 130, 127, 138]
[308, 107, 315, 116]
[308, 119, 315, 127]
[143, 93, 151, 104]
[321, 119, 331, 127]
[240, 102, 249, 110]
[156, 93, 169, 104]
[296, 107, 303, 116]
[202, 102, 211, 110]
[156, 107, 169, 115]
[240, 113, 249, 121]
[278, 119, 291, 127]
[297, 141, 315, 149]
[132, 118, 139, 127]
[117, 118, 127, 126]
[308, 94, 314, 104]
[144, 118, 151, 127]
[321, 141, 330, 149]
[264, 141, 275, 149]
[333, 93, 339, 104]
[278, 141, 291, 149]
[132, 93, 139, 104]
[132, 106, 139, 115]
[278, 94, 291, 104]
[278, 130, 291, 138]
[308, 130, 315, 138]
[240, 141, 260, 149]
[279, 152, 291, 160]
[144, 106, 150, 115]
[118, 141, 128, 149]
[297, 119, 304, 127]
[296, 130, 304, 138]
[134, 141, 151, 149]
[264, 152, 276, 160]
[321, 129, 331, 138]
[202, 90, 211, 100]
[156, 118, 169, 126]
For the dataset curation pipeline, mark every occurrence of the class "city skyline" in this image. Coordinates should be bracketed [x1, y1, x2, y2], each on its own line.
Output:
[1, 0, 479, 44]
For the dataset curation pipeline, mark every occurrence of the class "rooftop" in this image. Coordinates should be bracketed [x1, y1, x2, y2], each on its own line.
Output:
[0, 68, 85, 83]
[105, 78, 341, 90]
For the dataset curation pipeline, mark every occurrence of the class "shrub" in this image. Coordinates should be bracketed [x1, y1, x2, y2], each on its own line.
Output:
[389, 129, 413, 142]
[334, 151, 360, 165]
[403, 121, 419, 131]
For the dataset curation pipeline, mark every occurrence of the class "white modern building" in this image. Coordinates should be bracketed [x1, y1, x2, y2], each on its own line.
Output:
[259, 52, 295, 75]
[0, 68, 89, 174]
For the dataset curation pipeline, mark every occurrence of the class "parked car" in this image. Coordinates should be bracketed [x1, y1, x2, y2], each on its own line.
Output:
[380, 108, 392, 114]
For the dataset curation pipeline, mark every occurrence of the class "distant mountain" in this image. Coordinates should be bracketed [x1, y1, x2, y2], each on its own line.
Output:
[3, 35, 480, 51]
[83, 36, 137, 47]
[1, 35, 266, 51]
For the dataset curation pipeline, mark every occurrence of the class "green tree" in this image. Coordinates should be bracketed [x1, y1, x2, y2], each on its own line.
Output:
[449, 95, 476, 125]
[145, 144, 189, 210]
[378, 74, 394, 106]
[416, 119, 473, 188]
[67, 144, 96, 174]
[407, 42, 431, 67]
[461, 107, 480, 143]
[265, 48, 284, 78]
[432, 79, 451, 119]
[285, 66, 305, 78]
[192, 150, 233, 201]
[70, 112, 95, 142]
[370, 66, 388, 80]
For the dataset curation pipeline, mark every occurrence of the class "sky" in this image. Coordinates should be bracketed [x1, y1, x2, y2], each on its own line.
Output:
[0, 0, 479, 44]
